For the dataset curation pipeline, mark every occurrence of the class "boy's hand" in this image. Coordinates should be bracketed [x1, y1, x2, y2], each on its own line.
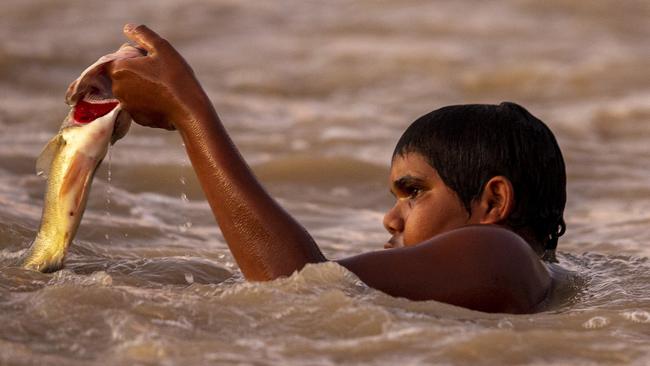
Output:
[108, 24, 211, 130]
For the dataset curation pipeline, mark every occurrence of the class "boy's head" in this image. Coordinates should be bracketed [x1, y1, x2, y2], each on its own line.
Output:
[387, 102, 566, 258]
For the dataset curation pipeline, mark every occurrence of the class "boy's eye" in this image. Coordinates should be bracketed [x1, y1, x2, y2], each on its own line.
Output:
[391, 176, 427, 201]
[404, 186, 422, 199]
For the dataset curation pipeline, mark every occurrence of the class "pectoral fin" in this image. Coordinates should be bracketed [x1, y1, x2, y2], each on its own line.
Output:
[111, 109, 132, 145]
[36, 134, 64, 179]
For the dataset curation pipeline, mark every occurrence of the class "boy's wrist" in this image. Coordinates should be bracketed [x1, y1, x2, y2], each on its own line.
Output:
[171, 93, 219, 133]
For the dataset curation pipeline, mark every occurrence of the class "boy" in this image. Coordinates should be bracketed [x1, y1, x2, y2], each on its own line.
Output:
[108, 25, 566, 314]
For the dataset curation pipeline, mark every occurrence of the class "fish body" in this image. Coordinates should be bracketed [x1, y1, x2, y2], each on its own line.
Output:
[22, 45, 142, 272]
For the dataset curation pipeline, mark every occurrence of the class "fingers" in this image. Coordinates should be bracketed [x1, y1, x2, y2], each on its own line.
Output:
[123, 24, 169, 55]
[106, 58, 133, 81]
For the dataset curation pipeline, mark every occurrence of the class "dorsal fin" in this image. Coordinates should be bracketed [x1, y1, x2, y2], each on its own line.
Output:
[35, 134, 64, 179]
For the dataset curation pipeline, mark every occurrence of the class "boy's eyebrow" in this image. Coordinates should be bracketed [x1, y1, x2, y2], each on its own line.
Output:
[390, 175, 427, 196]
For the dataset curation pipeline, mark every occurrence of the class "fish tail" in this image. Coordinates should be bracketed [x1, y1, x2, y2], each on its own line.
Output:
[22, 236, 67, 273]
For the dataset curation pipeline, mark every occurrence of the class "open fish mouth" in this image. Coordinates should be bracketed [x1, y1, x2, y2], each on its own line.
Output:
[72, 94, 131, 143]
[73, 98, 120, 124]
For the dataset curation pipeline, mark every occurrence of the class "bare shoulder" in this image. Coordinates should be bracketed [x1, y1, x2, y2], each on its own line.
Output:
[338, 225, 551, 314]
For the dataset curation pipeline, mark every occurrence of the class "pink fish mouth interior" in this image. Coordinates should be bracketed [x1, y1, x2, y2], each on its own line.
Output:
[73, 99, 119, 123]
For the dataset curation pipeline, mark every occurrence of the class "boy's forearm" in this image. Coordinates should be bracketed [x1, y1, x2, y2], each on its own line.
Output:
[107, 24, 326, 279]
[176, 103, 327, 280]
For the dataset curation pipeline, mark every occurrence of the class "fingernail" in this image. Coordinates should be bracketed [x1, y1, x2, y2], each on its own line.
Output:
[124, 23, 135, 32]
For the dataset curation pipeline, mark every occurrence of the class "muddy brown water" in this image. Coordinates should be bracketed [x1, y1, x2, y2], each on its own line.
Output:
[1, 1, 649, 364]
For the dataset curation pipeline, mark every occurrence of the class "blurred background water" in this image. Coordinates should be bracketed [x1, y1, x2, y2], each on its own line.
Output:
[0, 0, 649, 364]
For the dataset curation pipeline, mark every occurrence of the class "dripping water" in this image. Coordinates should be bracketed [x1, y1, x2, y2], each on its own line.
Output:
[178, 142, 193, 234]
[104, 145, 112, 244]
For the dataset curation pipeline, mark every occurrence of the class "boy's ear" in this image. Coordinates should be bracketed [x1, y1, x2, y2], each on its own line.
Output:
[472, 176, 514, 224]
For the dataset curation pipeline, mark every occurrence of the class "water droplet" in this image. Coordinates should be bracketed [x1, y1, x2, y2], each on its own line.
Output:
[91, 271, 113, 286]
[621, 310, 650, 323]
[178, 221, 193, 233]
[106, 145, 112, 183]
[177, 141, 192, 236]
[497, 319, 514, 329]
[583, 316, 609, 329]
[104, 146, 113, 245]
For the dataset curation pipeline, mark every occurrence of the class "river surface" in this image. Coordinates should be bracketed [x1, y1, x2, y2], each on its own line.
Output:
[1, 0, 649, 365]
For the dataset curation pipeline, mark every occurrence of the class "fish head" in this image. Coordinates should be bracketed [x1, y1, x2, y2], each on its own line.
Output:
[63, 94, 132, 145]
[60, 43, 144, 142]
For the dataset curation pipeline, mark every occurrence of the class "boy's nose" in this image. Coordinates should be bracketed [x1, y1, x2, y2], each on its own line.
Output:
[383, 204, 404, 235]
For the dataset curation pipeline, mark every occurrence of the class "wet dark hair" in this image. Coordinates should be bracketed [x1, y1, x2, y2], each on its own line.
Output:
[393, 102, 566, 258]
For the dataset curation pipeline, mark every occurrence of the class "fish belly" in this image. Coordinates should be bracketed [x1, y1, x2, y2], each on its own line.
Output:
[23, 140, 101, 272]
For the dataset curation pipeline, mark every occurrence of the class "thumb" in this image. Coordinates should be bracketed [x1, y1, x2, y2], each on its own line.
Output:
[123, 24, 168, 55]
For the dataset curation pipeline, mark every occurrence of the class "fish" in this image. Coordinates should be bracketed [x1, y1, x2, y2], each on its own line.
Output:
[21, 44, 144, 272]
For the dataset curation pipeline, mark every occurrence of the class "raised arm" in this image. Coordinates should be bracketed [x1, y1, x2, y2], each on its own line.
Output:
[109, 25, 325, 280]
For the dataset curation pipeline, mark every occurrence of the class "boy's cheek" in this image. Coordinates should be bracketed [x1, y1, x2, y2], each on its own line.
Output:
[403, 219, 429, 246]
